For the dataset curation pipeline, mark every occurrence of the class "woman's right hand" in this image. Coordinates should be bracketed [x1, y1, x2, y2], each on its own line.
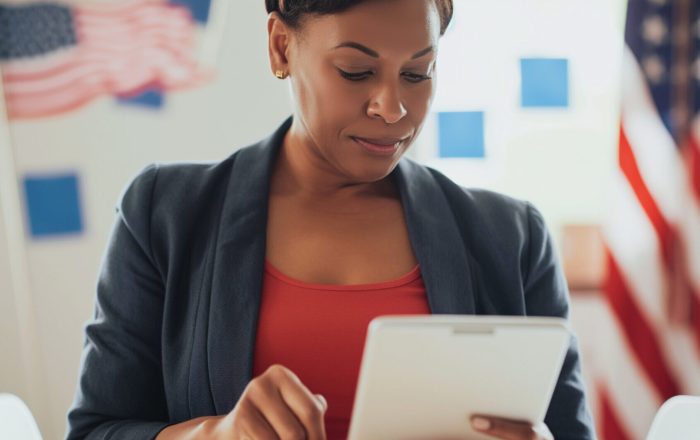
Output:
[157, 364, 328, 439]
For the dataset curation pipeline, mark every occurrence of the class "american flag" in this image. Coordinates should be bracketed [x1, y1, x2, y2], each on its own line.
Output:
[599, 0, 700, 438]
[0, 0, 208, 119]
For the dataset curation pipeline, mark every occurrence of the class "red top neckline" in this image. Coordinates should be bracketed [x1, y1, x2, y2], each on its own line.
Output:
[264, 260, 421, 292]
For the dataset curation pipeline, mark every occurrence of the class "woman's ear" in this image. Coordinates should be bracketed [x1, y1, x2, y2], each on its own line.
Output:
[267, 12, 292, 78]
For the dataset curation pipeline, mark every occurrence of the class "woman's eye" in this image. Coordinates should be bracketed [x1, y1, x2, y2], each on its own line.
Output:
[338, 69, 372, 81]
[336, 69, 432, 83]
[402, 72, 432, 83]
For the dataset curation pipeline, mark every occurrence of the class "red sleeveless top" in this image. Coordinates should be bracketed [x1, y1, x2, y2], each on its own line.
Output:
[252, 261, 431, 439]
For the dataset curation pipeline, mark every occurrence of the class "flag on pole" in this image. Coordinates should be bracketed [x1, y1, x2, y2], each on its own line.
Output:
[600, 0, 700, 438]
[0, 0, 209, 119]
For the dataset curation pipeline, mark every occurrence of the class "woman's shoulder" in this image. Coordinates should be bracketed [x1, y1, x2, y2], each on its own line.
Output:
[402, 158, 536, 228]
[118, 156, 236, 216]
[113, 148, 253, 251]
[397, 158, 553, 266]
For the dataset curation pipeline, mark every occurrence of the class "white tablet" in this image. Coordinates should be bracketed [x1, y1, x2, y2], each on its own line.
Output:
[347, 315, 570, 440]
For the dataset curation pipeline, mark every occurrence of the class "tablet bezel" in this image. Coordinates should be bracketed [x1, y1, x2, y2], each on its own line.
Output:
[347, 315, 570, 440]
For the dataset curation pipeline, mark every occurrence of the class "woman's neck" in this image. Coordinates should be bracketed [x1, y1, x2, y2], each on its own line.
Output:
[271, 126, 397, 201]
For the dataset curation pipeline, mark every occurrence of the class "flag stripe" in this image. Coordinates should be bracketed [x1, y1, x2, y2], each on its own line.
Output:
[604, 250, 681, 399]
[4, 47, 200, 94]
[684, 131, 700, 359]
[596, 298, 663, 438]
[606, 172, 667, 327]
[599, 386, 633, 440]
[618, 126, 675, 268]
[694, 293, 700, 355]
[605, 169, 700, 393]
[690, 135, 700, 200]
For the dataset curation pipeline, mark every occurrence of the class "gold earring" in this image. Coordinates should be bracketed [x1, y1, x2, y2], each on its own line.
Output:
[275, 70, 288, 79]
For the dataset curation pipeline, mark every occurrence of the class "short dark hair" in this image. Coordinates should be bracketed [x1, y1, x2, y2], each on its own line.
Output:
[265, 0, 454, 36]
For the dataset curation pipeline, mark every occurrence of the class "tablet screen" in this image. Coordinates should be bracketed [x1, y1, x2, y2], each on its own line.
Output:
[347, 315, 569, 440]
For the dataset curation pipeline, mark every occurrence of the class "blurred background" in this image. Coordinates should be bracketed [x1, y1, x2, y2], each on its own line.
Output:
[0, 0, 699, 439]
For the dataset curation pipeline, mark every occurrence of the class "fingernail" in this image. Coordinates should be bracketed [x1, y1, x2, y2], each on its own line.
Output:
[471, 417, 491, 430]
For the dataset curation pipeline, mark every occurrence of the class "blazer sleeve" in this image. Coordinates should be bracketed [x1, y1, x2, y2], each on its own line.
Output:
[522, 203, 597, 440]
[65, 164, 171, 440]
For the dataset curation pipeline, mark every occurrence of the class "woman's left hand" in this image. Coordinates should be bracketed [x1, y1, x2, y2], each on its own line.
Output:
[469, 415, 554, 439]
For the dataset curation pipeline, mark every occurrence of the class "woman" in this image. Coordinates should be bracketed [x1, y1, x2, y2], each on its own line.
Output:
[66, 0, 595, 439]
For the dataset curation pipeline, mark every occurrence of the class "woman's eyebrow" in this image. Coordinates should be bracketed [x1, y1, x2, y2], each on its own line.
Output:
[333, 42, 434, 59]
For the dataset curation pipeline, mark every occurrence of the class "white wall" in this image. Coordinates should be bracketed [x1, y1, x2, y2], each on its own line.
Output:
[0, 192, 29, 407]
[3, 2, 291, 438]
[411, 0, 627, 245]
[0, 1, 625, 438]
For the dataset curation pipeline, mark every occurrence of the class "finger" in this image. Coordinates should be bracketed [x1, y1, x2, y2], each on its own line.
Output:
[533, 422, 554, 440]
[247, 376, 309, 440]
[276, 369, 327, 440]
[314, 394, 328, 412]
[236, 400, 280, 440]
[470, 415, 538, 440]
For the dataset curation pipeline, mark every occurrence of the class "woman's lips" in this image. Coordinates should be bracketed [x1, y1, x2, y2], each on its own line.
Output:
[351, 136, 405, 156]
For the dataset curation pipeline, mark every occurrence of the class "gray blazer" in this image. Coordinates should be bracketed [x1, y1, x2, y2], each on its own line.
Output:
[66, 116, 596, 439]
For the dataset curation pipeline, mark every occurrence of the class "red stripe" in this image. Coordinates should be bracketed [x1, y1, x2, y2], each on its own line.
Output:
[78, 4, 189, 20]
[4, 70, 209, 119]
[76, 0, 168, 17]
[619, 126, 675, 268]
[5, 89, 99, 119]
[689, 134, 700, 201]
[604, 250, 681, 399]
[692, 287, 700, 356]
[599, 385, 632, 440]
[4, 33, 194, 83]
[682, 133, 700, 361]
[3, 40, 196, 83]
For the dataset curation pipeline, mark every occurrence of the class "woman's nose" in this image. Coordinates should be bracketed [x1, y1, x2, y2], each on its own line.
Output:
[366, 82, 407, 124]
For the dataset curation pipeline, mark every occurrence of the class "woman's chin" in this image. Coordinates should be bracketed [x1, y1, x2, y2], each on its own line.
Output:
[343, 160, 401, 184]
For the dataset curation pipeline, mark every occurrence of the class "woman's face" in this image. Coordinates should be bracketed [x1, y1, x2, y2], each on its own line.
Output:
[270, 0, 441, 183]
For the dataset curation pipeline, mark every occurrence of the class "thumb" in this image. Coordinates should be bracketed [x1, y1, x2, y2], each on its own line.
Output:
[315, 394, 328, 411]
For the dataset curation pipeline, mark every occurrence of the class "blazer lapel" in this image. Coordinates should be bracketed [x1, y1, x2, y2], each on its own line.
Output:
[207, 118, 475, 413]
[394, 159, 476, 315]
[208, 117, 291, 414]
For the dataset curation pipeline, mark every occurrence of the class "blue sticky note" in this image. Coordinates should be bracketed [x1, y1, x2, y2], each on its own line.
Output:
[169, 0, 211, 23]
[117, 88, 165, 109]
[23, 173, 84, 238]
[437, 111, 485, 158]
[520, 58, 569, 108]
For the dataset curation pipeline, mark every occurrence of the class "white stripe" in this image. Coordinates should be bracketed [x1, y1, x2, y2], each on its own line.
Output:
[620, 47, 685, 226]
[0, 48, 83, 76]
[603, 173, 668, 326]
[598, 302, 661, 440]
